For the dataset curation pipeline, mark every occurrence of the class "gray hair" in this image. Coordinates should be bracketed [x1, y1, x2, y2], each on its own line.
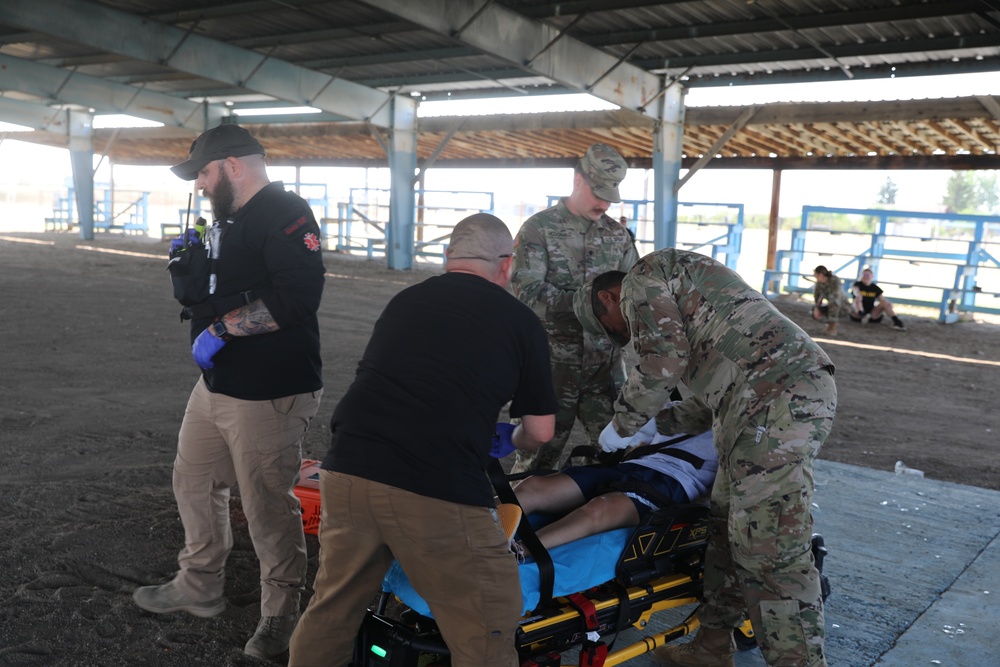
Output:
[446, 213, 514, 264]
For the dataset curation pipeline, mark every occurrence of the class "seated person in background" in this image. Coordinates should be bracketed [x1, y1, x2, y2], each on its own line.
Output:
[512, 397, 718, 550]
[850, 266, 906, 331]
[811, 265, 850, 336]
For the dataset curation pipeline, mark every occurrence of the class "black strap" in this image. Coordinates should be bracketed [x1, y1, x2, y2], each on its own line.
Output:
[487, 458, 555, 607]
[580, 432, 702, 469]
[604, 581, 632, 653]
[180, 287, 272, 320]
[620, 432, 699, 464]
[643, 445, 705, 470]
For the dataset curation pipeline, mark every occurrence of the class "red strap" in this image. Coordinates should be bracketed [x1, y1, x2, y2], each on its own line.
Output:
[579, 640, 608, 667]
[520, 651, 561, 667]
[566, 592, 600, 631]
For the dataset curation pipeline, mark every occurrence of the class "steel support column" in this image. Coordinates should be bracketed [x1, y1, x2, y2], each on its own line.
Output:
[387, 97, 417, 270]
[68, 110, 95, 241]
[652, 84, 685, 250]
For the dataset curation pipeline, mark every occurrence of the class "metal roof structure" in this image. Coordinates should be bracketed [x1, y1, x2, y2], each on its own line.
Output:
[1, 0, 1000, 169]
[15, 96, 998, 172]
[3, 0, 1000, 266]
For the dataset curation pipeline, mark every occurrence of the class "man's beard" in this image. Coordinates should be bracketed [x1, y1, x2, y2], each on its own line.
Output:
[210, 169, 236, 221]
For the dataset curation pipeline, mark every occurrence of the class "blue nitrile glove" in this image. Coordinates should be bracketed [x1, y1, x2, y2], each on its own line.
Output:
[191, 328, 227, 370]
[169, 228, 201, 254]
[490, 423, 517, 458]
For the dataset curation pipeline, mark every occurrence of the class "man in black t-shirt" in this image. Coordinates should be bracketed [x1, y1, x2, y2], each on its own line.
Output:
[133, 125, 325, 660]
[850, 266, 906, 331]
[289, 213, 558, 667]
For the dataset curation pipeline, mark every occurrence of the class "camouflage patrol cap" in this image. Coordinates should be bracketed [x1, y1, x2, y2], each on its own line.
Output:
[579, 143, 627, 203]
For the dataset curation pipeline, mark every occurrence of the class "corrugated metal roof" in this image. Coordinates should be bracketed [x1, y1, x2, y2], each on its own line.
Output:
[1, 0, 999, 167]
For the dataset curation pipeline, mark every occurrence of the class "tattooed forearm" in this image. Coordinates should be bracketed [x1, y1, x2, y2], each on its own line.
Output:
[222, 299, 279, 336]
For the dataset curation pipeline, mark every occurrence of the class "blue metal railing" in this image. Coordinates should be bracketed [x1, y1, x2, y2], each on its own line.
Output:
[324, 188, 495, 260]
[47, 185, 150, 234]
[547, 197, 745, 269]
[762, 205, 1000, 323]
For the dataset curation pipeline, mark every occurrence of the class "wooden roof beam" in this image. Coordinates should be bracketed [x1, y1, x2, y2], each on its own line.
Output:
[885, 121, 936, 154]
[925, 120, 969, 153]
[758, 123, 839, 156]
[749, 125, 815, 156]
[688, 96, 997, 126]
[788, 123, 848, 155]
[923, 123, 965, 152]
[737, 130, 790, 156]
[944, 118, 995, 152]
[682, 132, 717, 157]
[862, 121, 922, 155]
[808, 122, 878, 155]
[714, 136, 759, 157]
[796, 127, 845, 156]
[898, 122, 953, 153]
[854, 123, 909, 154]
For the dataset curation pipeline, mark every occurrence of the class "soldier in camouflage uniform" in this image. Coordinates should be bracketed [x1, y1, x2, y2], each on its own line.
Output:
[575, 249, 836, 667]
[811, 265, 850, 336]
[509, 143, 639, 473]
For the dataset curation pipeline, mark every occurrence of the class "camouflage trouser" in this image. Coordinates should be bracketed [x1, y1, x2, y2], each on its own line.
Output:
[510, 360, 615, 474]
[698, 369, 836, 667]
[818, 292, 849, 322]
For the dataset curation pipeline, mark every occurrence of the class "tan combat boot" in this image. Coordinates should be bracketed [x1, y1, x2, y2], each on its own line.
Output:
[652, 626, 736, 667]
[824, 321, 838, 336]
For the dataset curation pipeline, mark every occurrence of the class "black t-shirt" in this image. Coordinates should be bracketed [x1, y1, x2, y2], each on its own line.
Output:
[192, 182, 325, 400]
[323, 272, 558, 507]
[852, 280, 884, 314]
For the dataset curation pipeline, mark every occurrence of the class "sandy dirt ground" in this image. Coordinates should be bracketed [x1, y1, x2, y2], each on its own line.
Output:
[0, 232, 997, 666]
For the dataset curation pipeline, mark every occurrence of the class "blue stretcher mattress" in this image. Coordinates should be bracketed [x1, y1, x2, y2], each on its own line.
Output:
[382, 526, 633, 617]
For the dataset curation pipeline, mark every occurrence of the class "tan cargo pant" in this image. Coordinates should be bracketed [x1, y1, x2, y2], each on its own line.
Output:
[289, 471, 521, 667]
[171, 377, 322, 616]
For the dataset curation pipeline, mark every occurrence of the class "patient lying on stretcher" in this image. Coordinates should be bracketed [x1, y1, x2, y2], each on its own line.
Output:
[383, 400, 719, 617]
[512, 398, 719, 550]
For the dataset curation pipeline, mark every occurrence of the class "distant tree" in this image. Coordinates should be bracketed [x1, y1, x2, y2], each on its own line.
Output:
[877, 176, 897, 205]
[978, 172, 999, 213]
[942, 171, 979, 213]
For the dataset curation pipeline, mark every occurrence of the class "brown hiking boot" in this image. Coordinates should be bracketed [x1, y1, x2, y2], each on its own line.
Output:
[652, 626, 736, 667]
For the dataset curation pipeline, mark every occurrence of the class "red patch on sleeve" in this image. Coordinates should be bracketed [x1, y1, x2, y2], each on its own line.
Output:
[284, 217, 307, 236]
[303, 232, 321, 251]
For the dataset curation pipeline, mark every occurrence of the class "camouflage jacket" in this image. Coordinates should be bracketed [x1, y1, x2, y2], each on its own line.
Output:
[613, 249, 834, 444]
[814, 274, 850, 309]
[511, 198, 638, 367]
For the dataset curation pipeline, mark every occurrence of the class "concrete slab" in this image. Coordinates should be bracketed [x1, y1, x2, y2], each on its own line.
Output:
[874, 511, 999, 666]
[585, 459, 1000, 667]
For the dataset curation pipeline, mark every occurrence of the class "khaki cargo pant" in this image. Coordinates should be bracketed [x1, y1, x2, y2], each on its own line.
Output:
[289, 471, 521, 667]
[171, 377, 322, 617]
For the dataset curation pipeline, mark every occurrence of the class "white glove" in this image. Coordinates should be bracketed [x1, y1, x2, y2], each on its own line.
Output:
[634, 416, 659, 444]
[599, 421, 637, 452]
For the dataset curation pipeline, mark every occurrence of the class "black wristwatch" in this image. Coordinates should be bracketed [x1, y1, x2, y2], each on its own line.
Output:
[211, 319, 233, 341]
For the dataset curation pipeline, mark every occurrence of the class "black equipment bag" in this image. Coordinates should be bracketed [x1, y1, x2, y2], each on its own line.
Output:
[166, 217, 212, 307]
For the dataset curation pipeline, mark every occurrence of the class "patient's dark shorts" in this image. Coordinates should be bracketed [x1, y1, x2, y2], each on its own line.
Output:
[562, 463, 688, 518]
